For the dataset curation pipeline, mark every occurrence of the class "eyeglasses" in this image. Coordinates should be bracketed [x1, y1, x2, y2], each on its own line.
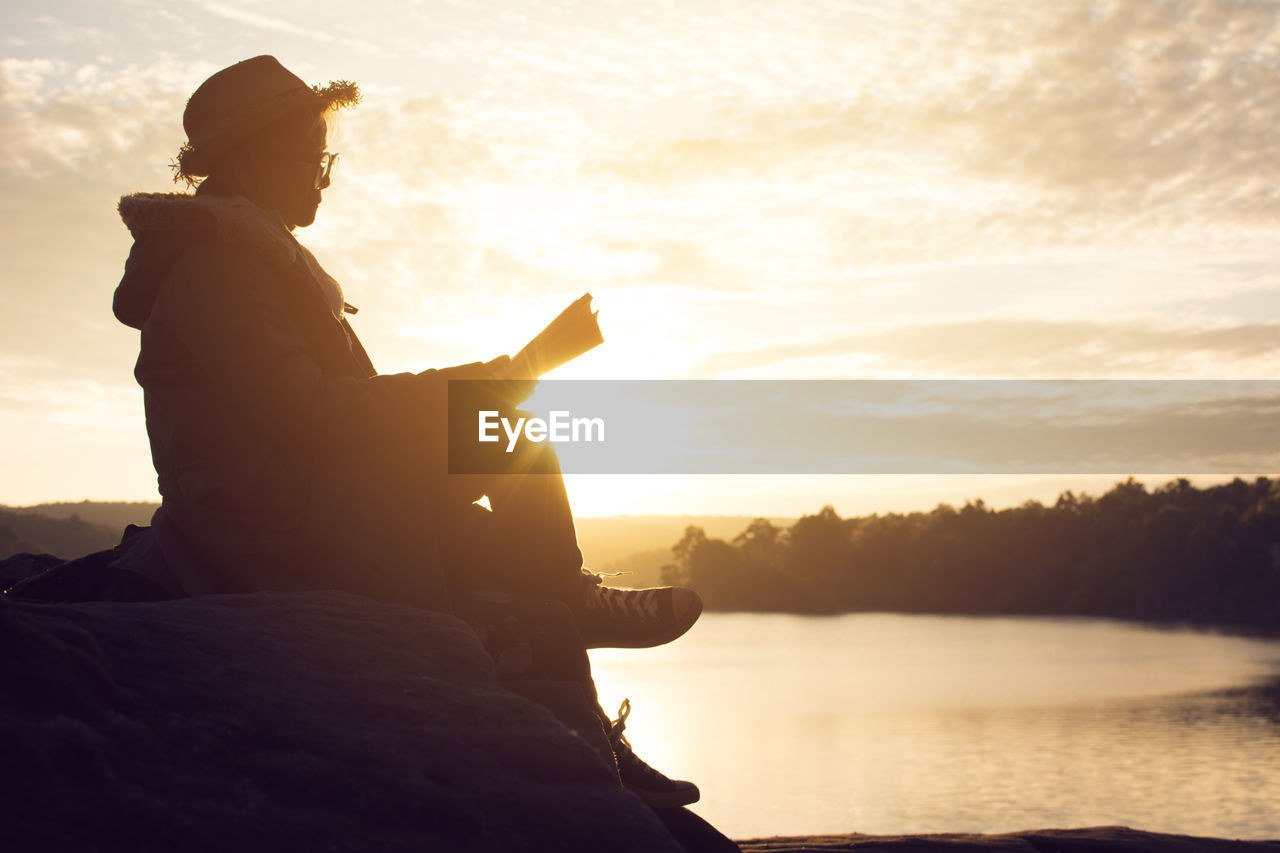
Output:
[313, 151, 339, 189]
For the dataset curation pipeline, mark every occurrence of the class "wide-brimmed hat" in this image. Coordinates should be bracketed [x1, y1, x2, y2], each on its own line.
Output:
[173, 55, 359, 186]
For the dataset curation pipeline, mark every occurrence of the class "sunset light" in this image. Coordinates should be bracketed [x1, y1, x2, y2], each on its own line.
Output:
[4, 2, 1280, 849]
[6, 1, 1280, 510]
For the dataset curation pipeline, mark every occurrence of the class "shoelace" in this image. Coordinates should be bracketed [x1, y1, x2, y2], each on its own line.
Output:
[583, 572, 660, 621]
[608, 697, 633, 747]
[608, 698, 671, 785]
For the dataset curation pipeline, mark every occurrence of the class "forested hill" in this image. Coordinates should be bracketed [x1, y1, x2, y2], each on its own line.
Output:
[0, 501, 158, 560]
[8, 480, 1280, 630]
[0, 502, 772, 576]
[5, 500, 159, 531]
[0, 507, 120, 560]
[661, 478, 1280, 630]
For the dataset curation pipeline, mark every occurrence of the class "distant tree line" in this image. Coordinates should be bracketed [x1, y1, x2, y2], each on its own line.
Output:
[661, 478, 1280, 629]
[0, 509, 119, 565]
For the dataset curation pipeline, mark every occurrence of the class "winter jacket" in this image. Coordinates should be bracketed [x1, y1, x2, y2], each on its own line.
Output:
[114, 190, 461, 612]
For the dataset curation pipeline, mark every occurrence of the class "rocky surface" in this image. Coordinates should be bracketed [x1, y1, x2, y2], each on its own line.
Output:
[0, 590, 684, 852]
[5, 582, 1277, 853]
[738, 827, 1280, 852]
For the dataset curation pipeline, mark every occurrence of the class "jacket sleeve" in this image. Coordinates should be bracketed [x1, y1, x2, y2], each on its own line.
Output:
[154, 236, 460, 457]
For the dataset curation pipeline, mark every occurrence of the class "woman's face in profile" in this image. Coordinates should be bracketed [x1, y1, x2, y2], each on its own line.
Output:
[274, 115, 328, 230]
[241, 111, 328, 230]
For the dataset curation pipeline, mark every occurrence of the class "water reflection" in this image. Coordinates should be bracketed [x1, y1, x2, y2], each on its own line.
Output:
[1213, 677, 1280, 724]
[590, 614, 1280, 840]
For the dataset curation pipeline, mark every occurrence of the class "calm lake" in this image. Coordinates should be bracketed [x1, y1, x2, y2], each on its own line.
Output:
[588, 613, 1280, 841]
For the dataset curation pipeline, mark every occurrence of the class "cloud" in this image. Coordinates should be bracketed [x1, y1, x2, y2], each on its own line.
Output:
[0, 56, 206, 181]
[332, 96, 497, 184]
[941, 0, 1280, 222]
[0, 56, 206, 375]
[197, 2, 383, 55]
[31, 15, 115, 47]
[694, 318, 1280, 378]
[593, 239, 746, 291]
[598, 0, 1280, 260]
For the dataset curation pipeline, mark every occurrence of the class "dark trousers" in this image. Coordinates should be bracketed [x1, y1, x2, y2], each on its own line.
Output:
[432, 438, 585, 602]
[428, 441, 612, 735]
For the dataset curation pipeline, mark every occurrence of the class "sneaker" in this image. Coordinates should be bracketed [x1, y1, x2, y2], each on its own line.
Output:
[608, 699, 700, 808]
[574, 570, 702, 649]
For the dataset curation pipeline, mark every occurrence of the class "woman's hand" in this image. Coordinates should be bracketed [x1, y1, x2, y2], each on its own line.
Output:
[478, 355, 538, 406]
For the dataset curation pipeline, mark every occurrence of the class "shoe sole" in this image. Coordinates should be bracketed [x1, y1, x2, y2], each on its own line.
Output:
[628, 785, 701, 808]
[586, 592, 703, 650]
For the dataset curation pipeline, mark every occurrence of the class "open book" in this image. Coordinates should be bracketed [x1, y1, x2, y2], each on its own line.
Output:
[506, 292, 604, 378]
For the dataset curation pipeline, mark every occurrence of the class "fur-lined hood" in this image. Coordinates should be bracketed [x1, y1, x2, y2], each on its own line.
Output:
[114, 191, 345, 330]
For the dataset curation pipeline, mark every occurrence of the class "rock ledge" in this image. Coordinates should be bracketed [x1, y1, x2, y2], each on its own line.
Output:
[738, 826, 1280, 852]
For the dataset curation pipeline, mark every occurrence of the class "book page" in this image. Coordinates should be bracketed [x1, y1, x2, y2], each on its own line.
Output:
[507, 292, 603, 378]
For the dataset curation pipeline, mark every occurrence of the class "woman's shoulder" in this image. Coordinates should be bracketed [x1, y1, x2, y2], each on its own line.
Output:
[118, 191, 301, 274]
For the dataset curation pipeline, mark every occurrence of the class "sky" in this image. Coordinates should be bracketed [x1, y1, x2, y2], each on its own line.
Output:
[2, 0, 1278, 516]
